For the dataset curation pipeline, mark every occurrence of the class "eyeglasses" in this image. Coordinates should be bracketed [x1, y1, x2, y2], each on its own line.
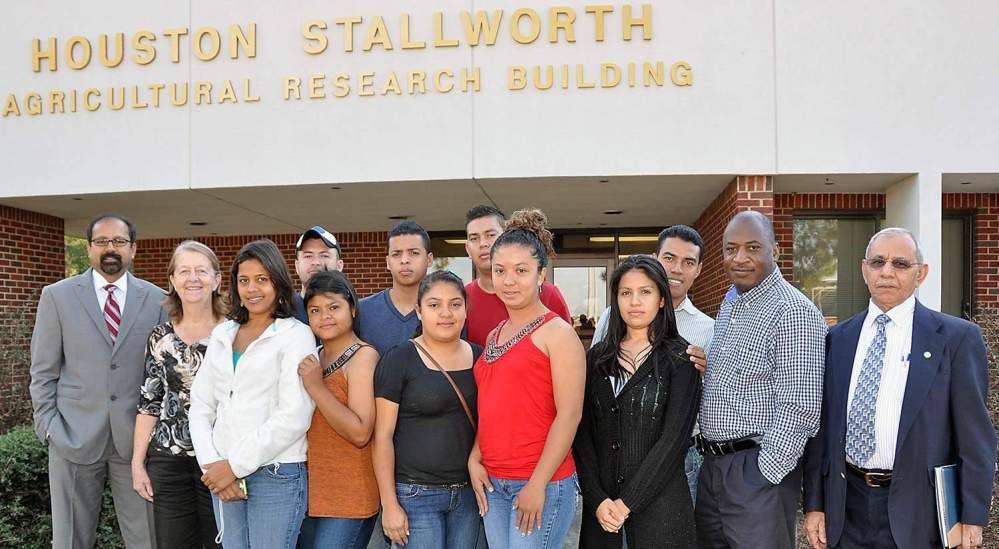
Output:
[90, 238, 132, 249]
[863, 257, 922, 271]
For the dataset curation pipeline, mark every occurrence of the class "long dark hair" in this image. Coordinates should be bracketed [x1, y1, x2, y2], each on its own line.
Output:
[227, 239, 297, 324]
[591, 255, 683, 378]
[413, 270, 467, 338]
[303, 270, 361, 336]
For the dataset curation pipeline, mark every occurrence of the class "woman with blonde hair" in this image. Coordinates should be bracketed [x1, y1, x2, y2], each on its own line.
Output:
[133, 240, 227, 548]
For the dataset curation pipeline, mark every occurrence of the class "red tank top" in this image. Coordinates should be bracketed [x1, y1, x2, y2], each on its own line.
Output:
[473, 311, 576, 481]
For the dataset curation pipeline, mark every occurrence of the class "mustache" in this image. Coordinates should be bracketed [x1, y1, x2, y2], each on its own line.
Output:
[101, 252, 122, 263]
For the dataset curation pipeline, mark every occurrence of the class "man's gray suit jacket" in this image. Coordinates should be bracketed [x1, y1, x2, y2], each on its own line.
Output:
[29, 269, 167, 464]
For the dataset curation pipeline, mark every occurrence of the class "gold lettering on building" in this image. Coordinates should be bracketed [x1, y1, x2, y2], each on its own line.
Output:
[6, 6, 696, 119]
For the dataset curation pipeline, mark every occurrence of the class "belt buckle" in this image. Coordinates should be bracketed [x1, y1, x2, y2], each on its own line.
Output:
[863, 471, 890, 488]
[709, 441, 724, 456]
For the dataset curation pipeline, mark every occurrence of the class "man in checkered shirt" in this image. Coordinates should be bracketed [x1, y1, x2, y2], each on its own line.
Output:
[694, 211, 826, 549]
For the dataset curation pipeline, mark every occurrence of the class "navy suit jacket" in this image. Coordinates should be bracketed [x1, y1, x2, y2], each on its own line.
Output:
[803, 300, 996, 548]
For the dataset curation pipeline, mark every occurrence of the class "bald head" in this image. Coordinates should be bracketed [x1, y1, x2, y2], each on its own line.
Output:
[725, 210, 776, 245]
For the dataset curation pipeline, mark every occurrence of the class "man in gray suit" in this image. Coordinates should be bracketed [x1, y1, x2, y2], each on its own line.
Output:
[30, 214, 166, 549]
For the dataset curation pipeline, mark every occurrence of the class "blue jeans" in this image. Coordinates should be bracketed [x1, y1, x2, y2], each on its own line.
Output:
[299, 515, 377, 549]
[212, 462, 308, 549]
[391, 482, 480, 549]
[684, 445, 701, 505]
[483, 474, 578, 549]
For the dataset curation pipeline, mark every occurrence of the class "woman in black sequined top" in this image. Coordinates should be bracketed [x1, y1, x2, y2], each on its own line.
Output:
[574, 255, 701, 548]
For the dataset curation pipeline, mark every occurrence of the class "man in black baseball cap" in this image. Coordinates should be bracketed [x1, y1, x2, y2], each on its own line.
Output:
[293, 225, 343, 324]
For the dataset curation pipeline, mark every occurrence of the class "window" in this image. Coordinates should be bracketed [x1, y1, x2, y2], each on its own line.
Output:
[941, 214, 972, 318]
[793, 216, 881, 324]
[428, 237, 473, 283]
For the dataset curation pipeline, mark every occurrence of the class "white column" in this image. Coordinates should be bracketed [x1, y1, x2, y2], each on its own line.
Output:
[885, 172, 942, 310]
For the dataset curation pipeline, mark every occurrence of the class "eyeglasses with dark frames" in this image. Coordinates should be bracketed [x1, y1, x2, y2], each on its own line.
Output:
[90, 238, 132, 249]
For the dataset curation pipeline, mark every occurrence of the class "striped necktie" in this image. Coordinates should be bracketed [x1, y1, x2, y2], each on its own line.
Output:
[845, 313, 890, 466]
[103, 284, 121, 343]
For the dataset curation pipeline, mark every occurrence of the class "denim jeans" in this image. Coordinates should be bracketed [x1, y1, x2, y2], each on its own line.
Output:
[211, 462, 308, 549]
[483, 474, 578, 549]
[391, 482, 480, 549]
[684, 445, 702, 505]
[299, 515, 377, 549]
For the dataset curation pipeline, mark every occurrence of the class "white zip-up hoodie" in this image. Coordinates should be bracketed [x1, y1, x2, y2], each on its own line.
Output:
[189, 317, 316, 478]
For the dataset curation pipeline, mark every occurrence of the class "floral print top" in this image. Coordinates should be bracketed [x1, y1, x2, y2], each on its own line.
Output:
[138, 322, 210, 457]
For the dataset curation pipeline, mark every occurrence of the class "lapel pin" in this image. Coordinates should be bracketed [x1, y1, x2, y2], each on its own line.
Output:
[923, 351, 931, 359]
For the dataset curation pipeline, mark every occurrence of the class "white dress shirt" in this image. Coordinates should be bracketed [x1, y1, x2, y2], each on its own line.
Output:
[846, 295, 915, 470]
[92, 269, 128, 315]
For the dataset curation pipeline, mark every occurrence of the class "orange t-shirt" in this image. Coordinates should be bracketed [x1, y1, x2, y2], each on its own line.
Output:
[306, 367, 379, 518]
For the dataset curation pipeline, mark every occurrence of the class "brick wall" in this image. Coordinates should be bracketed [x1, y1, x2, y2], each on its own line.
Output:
[133, 231, 392, 299]
[0, 205, 65, 428]
[690, 176, 773, 316]
[943, 193, 999, 314]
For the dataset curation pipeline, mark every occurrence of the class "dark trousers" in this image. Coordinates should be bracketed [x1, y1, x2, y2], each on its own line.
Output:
[695, 447, 800, 549]
[146, 454, 219, 549]
[833, 472, 899, 549]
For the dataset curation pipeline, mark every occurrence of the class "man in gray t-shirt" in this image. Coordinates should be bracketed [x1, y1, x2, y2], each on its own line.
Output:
[356, 221, 432, 357]
[590, 225, 713, 503]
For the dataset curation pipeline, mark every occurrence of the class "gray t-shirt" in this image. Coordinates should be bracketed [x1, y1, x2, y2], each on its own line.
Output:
[356, 289, 419, 357]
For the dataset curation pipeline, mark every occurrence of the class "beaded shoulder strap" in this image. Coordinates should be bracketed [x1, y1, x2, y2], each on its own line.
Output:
[483, 313, 547, 364]
[322, 342, 365, 378]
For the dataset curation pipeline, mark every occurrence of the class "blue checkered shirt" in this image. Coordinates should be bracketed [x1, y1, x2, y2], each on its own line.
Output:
[700, 267, 826, 484]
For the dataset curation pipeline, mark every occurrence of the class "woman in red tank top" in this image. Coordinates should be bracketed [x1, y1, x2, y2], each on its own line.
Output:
[469, 209, 586, 549]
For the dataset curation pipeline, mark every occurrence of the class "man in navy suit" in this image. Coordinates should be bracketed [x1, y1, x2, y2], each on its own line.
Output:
[802, 228, 995, 549]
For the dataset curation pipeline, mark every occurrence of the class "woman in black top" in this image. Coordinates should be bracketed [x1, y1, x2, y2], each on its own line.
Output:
[574, 255, 701, 548]
[372, 270, 482, 548]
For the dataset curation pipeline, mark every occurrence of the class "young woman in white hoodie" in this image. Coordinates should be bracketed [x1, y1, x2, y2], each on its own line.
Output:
[190, 239, 317, 548]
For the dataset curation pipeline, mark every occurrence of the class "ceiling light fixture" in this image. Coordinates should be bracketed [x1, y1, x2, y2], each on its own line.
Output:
[603, 209, 623, 215]
[189, 221, 207, 226]
[961, 181, 972, 185]
[444, 239, 467, 245]
[388, 215, 410, 220]
[589, 236, 657, 243]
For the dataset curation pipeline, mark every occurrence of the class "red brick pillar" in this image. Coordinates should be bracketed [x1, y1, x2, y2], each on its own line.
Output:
[0, 205, 65, 429]
[690, 176, 773, 317]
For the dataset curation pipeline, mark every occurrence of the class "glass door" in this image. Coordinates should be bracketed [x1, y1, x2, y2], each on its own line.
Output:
[550, 258, 614, 347]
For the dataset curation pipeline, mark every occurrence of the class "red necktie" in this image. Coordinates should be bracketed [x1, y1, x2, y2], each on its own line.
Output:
[103, 284, 121, 343]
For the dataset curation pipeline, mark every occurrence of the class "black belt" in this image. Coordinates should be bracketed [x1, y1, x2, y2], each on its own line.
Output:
[846, 462, 892, 488]
[695, 434, 762, 457]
